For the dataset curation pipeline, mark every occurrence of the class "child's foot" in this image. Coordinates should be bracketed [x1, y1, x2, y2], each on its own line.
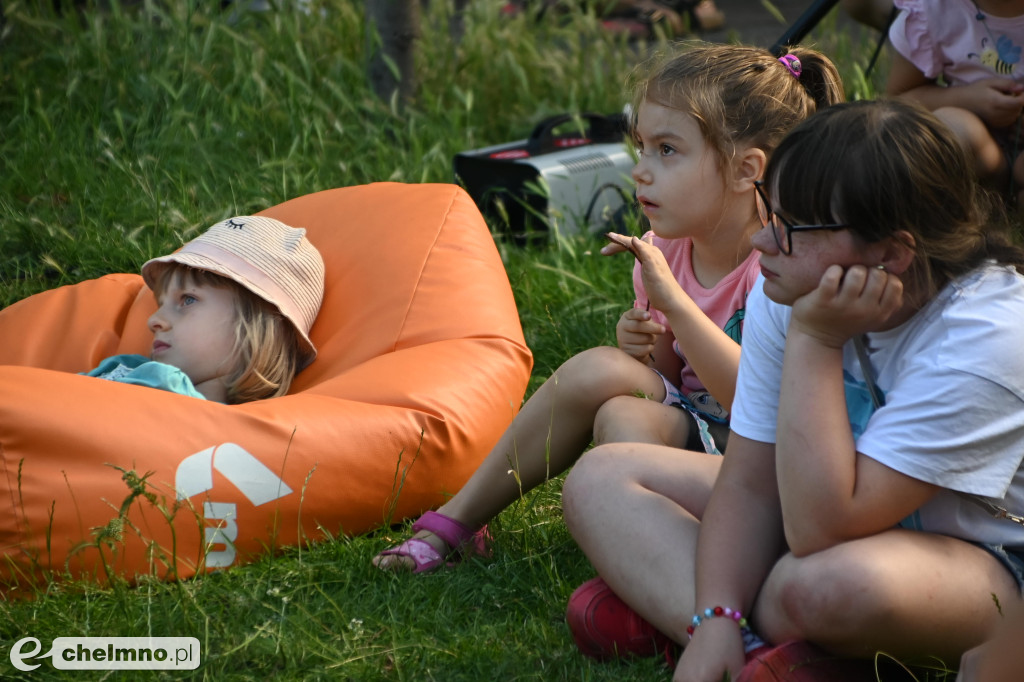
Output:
[373, 529, 450, 572]
[373, 510, 489, 574]
[736, 641, 878, 681]
[682, 0, 725, 32]
[566, 576, 678, 663]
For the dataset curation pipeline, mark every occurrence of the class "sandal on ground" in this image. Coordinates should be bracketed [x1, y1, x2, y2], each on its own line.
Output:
[374, 510, 490, 574]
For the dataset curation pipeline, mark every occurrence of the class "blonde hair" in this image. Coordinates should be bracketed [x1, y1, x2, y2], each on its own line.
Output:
[150, 265, 302, 404]
[631, 42, 844, 168]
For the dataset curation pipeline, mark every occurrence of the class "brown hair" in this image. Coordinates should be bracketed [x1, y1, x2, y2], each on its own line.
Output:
[764, 99, 1024, 301]
[150, 265, 302, 404]
[631, 42, 845, 167]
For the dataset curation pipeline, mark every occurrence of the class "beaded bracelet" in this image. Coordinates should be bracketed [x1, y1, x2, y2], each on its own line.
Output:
[686, 606, 748, 639]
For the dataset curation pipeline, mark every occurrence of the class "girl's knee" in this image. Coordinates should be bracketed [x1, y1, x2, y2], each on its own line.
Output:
[564, 445, 621, 495]
[560, 345, 627, 375]
[557, 346, 651, 395]
[597, 394, 641, 417]
[933, 106, 983, 135]
[562, 446, 631, 520]
[562, 450, 602, 530]
[595, 394, 691, 447]
[594, 395, 641, 441]
[933, 107, 1006, 177]
[757, 551, 887, 641]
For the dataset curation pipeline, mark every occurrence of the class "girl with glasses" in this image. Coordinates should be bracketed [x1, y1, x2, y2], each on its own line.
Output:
[565, 99, 1024, 681]
[373, 43, 843, 582]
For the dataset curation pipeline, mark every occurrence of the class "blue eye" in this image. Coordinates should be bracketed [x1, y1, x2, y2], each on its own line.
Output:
[182, 294, 197, 306]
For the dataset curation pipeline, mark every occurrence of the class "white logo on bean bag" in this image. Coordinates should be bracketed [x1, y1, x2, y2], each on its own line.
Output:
[174, 443, 292, 505]
[174, 443, 293, 568]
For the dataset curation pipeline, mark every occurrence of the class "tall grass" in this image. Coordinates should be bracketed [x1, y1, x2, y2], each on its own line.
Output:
[0, 0, 640, 306]
[0, 1, 933, 680]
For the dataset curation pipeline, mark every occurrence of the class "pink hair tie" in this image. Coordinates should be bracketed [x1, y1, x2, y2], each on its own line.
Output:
[778, 54, 802, 79]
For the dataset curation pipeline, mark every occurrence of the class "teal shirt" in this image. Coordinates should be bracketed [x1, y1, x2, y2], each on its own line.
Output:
[84, 354, 207, 401]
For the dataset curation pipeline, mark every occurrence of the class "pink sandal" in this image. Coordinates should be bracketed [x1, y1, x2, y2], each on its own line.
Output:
[375, 511, 491, 574]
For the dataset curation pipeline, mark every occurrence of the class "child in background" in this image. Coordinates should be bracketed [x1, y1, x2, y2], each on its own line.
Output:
[886, 0, 1024, 203]
[565, 99, 1024, 680]
[85, 215, 325, 404]
[373, 42, 843, 575]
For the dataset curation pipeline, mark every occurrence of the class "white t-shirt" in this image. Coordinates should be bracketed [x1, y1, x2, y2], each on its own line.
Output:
[732, 266, 1024, 548]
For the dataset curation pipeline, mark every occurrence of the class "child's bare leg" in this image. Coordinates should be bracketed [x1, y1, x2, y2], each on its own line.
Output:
[754, 529, 1018, 663]
[442, 347, 667, 524]
[374, 345, 667, 570]
[562, 442, 721, 641]
[593, 393, 692, 446]
[934, 107, 1008, 185]
[1012, 150, 1024, 209]
[958, 596, 1024, 682]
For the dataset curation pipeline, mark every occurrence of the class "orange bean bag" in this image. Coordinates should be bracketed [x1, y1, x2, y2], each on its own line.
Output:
[0, 182, 532, 589]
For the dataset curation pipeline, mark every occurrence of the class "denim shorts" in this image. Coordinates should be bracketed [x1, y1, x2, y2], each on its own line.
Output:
[978, 543, 1024, 594]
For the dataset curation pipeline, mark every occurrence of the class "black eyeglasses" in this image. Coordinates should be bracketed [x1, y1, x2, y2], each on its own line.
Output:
[754, 181, 850, 255]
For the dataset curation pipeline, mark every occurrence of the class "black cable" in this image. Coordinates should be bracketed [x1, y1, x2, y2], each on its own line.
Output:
[583, 183, 635, 228]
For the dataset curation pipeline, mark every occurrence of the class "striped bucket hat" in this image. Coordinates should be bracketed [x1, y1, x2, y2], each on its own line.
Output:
[142, 215, 325, 365]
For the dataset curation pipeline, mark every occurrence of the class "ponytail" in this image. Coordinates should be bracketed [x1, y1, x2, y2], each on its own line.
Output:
[782, 46, 845, 112]
[633, 42, 845, 166]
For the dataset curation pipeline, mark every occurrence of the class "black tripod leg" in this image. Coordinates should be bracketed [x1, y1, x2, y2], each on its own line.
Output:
[769, 0, 841, 56]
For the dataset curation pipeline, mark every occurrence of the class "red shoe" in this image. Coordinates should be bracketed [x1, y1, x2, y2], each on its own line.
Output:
[566, 577, 677, 663]
[736, 641, 878, 682]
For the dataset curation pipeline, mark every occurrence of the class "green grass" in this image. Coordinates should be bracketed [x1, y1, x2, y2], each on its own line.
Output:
[0, 1, 948, 679]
